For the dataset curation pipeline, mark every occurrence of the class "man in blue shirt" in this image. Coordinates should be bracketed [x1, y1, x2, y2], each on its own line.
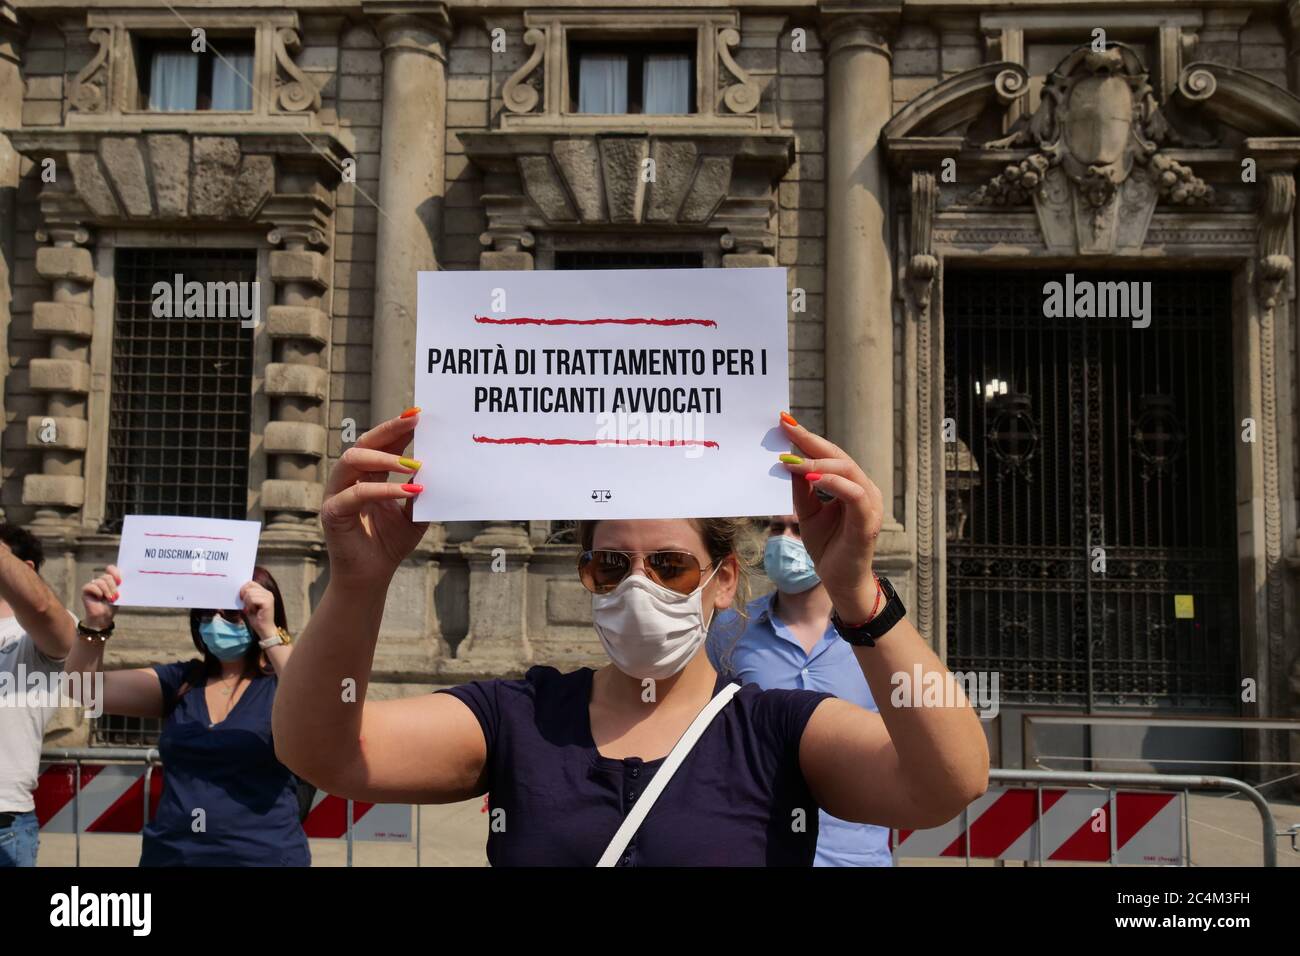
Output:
[707, 514, 893, 867]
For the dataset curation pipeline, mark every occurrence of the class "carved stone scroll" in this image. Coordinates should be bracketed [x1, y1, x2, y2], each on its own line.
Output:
[71, 28, 111, 114]
[718, 28, 760, 115]
[274, 27, 320, 113]
[502, 27, 545, 114]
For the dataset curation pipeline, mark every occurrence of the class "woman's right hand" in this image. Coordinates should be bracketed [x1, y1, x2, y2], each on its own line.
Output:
[320, 410, 428, 587]
[81, 564, 121, 630]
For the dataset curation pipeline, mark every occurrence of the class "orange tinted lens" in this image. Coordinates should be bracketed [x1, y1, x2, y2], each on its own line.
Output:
[580, 550, 631, 593]
[645, 551, 702, 594]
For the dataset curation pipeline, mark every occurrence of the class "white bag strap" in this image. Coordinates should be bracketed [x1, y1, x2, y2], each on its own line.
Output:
[596, 681, 741, 867]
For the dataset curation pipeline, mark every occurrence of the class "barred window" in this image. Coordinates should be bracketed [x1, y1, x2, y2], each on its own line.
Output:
[104, 248, 256, 533]
[92, 713, 163, 748]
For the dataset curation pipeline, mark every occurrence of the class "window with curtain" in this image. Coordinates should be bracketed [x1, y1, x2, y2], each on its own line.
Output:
[140, 37, 255, 111]
[571, 41, 695, 114]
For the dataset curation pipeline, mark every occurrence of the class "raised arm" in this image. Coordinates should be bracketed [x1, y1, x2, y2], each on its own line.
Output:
[778, 416, 990, 828]
[271, 412, 489, 804]
[0, 540, 75, 661]
[64, 564, 167, 718]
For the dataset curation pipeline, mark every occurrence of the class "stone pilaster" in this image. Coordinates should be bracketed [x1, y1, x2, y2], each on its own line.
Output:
[0, 3, 24, 522]
[821, 4, 904, 545]
[262, 179, 334, 538]
[446, 521, 533, 676]
[1288, 0, 1300, 93]
[366, 2, 451, 424]
[24, 219, 94, 530]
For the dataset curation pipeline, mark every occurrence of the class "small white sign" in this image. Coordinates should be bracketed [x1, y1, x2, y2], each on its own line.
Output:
[113, 516, 261, 609]
[413, 268, 792, 521]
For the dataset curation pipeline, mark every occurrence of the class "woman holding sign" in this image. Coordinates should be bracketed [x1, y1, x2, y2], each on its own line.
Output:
[274, 410, 988, 866]
[66, 566, 310, 867]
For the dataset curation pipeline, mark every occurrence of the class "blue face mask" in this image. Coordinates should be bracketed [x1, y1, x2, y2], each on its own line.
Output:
[199, 617, 254, 661]
[764, 535, 821, 594]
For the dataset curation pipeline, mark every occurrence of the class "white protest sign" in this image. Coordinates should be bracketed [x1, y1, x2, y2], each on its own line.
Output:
[113, 516, 261, 609]
[413, 268, 792, 521]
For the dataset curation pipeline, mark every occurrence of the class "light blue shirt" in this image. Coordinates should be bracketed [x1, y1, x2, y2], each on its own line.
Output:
[707, 592, 893, 867]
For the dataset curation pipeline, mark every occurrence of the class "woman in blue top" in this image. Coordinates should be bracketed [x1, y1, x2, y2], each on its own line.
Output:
[67, 564, 309, 867]
[274, 410, 990, 866]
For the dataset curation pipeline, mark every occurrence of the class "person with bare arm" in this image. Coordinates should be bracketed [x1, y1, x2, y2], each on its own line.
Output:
[273, 409, 989, 866]
[0, 525, 77, 867]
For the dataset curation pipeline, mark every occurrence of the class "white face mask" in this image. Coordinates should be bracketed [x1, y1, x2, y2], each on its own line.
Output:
[591, 565, 719, 681]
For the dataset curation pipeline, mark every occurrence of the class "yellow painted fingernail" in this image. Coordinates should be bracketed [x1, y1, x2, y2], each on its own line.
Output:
[779, 454, 803, 465]
[398, 457, 421, 471]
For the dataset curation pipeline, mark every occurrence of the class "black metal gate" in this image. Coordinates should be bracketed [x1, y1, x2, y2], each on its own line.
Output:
[943, 270, 1239, 711]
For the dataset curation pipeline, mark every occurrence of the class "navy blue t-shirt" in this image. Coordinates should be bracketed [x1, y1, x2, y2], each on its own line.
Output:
[141, 660, 310, 867]
[440, 665, 831, 866]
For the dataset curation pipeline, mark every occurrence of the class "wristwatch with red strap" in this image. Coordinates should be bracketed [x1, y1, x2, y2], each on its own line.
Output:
[831, 575, 906, 647]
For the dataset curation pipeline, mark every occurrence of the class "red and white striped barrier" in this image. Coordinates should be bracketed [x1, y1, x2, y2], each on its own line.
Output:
[301, 793, 413, 843]
[35, 762, 412, 844]
[35, 763, 162, 834]
[892, 786, 1182, 864]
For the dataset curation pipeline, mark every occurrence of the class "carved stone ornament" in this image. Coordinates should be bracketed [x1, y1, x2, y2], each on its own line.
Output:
[274, 27, 321, 113]
[71, 28, 112, 114]
[970, 44, 1214, 254]
[718, 28, 760, 115]
[502, 27, 545, 114]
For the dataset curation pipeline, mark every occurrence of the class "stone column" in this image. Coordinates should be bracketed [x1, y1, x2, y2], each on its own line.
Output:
[821, 10, 903, 539]
[262, 179, 334, 537]
[0, 4, 24, 522]
[449, 243, 534, 675]
[1288, 1, 1300, 93]
[24, 216, 93, 531]
[367, 2, 450, 424]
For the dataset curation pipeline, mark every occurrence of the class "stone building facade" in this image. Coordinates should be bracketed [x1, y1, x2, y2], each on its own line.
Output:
[0, 0, 1296, 767]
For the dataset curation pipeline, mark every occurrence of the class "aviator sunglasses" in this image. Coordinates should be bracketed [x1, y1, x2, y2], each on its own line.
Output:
[196, 608, 246, 623]
[578, 549, 715, 596]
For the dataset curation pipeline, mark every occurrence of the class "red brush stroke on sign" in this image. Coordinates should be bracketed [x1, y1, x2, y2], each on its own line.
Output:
[472, 436, 719, 449]
[474, 315, 717, 328]
[137, 571, 229, 577]
[143, 533, 236, 541]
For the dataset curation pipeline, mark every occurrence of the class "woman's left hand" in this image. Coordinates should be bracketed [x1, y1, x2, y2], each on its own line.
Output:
[239, 581, 278, 643]
[777, 413, 884, 620]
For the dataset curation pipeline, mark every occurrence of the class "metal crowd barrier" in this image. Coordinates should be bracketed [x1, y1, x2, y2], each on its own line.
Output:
[903, 768, 1288, 867]
[44, 751, 1292, 868]
[38, 747, 420, 867]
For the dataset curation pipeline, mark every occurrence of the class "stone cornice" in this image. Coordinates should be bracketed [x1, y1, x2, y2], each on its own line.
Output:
[462, 128, 793, 255]
[5, 126, 351, 227]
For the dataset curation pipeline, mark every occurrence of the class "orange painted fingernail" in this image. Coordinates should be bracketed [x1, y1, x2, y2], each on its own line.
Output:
[400, 406, 421, 419]
[805, 472, 823, 483]
[780, 411, 798, 426]
[401, 483, 424, 494]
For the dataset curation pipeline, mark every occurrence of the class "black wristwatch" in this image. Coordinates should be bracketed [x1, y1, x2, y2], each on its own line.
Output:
[831, 575, 905, 647]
